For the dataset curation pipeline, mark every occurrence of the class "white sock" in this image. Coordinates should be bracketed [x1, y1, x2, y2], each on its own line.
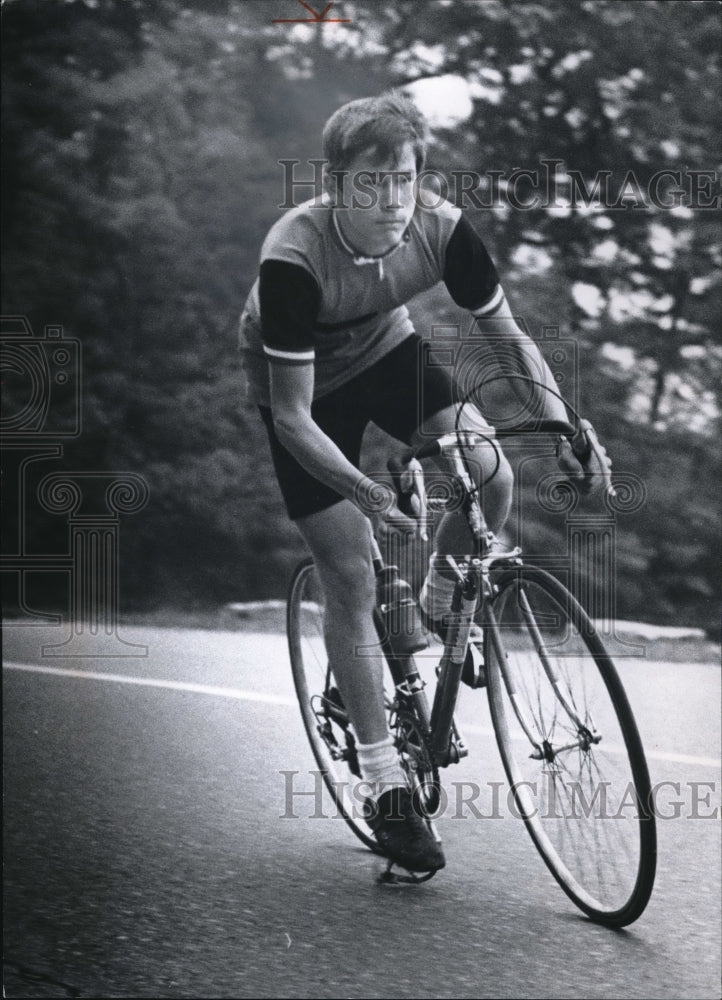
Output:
[356, 736, 406, 798]
[419, 554, 456, 623]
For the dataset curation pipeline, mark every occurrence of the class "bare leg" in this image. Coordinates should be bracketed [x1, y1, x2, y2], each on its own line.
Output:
[295, 490, 444, 871]
[295, 500, 389, 746]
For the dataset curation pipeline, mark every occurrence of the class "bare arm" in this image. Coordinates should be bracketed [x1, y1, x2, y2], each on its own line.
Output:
[269, 359, 410, 528]
[470, 287, 612, 492]
[269, 360, 369, 500]
[470, 287, 568, 423]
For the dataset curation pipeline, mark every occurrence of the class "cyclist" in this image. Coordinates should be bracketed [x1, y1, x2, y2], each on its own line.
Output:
[239, 91, 609, 873]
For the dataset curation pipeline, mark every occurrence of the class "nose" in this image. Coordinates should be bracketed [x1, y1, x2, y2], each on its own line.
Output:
[379, 175, 406, 212]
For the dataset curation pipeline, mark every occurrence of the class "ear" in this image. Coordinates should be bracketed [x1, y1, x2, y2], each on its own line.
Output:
[323, 165, 351, 208]
[322, 166, 337, 204]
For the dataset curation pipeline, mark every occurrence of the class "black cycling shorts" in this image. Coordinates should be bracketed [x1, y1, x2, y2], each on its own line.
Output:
[258, 335, 456, 520]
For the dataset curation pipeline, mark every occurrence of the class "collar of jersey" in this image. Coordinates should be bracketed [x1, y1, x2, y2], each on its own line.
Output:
[331, 210, 411, 266]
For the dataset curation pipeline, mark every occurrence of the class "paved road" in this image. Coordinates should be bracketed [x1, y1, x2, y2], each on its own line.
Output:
[3, 623, 720, 999]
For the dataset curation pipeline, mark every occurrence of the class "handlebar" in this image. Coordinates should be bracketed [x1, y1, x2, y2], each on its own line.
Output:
[393, 417, 616, 504]
[399, 419, 574, 463]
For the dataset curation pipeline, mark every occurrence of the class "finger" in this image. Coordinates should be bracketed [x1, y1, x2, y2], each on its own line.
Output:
[385, 507, 417, 534]
[571, 430, 591, 459]
[557, 440, 585, 480]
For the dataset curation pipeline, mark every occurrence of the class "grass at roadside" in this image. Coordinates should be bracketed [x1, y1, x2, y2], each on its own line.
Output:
[114, 605, 720, 666]
[4, 605, 717, 665]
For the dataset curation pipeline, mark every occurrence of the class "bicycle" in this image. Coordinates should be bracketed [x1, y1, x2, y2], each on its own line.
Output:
[286, 410, 657, 927]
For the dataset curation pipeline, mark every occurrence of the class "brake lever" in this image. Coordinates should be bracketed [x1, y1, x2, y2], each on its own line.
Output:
[409, 460, 429, 542]
[387, 456, 429, 542]
[577, 419, 617, 499]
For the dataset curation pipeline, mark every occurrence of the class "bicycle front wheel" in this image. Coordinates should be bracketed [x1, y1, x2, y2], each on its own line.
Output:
[484, 566, 656, 927]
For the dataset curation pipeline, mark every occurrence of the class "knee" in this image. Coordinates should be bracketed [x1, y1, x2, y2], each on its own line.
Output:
[468, 443, 513, 498]
[479, 446, 513, 533]
[490, 448, 514, 498]
[317, 550, 376, 615]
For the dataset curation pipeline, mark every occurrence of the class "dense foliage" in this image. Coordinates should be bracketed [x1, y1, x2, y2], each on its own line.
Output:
[2, 0, 720, 633]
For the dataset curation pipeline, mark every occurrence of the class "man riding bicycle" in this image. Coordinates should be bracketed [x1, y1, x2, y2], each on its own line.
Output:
[239, 91, 609, 874]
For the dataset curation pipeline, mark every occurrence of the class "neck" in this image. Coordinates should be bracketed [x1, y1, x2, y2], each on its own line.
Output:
[333, 210, 401, 258]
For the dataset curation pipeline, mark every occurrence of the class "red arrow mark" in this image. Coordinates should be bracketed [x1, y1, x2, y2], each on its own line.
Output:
[272, 0, 351, 23]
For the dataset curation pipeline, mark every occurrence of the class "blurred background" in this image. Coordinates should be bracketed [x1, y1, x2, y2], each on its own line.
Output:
[2, 0, 720, 635]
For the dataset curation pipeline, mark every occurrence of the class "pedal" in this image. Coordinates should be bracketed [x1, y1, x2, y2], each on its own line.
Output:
[324, 686, 348, 723]
[344, 730, 362, 779]
[377, 859, 438, 885]
[448, 724, 469, 762]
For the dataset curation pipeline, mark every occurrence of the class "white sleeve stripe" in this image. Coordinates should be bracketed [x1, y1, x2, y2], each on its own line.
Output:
[264, 345, 315, 362]
[472, 284, 505, 316]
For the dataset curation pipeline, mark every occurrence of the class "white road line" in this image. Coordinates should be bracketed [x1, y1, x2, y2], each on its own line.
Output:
[458, 722, 720, 770]
[5, 661, 719, 770]
[3, 661, 296, 706]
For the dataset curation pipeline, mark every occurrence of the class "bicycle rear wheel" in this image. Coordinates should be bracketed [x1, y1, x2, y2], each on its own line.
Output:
[484, 566, 656, 927]
[287, 558, 380, 851]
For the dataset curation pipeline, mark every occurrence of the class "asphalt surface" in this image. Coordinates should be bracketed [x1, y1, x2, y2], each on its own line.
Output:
[3, 623, 721, 999]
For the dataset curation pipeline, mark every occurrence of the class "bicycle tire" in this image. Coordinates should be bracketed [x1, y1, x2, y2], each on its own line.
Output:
[287, 557, 380, 851]
[289, 558, 444, 851]
[483, 565, 657, 927]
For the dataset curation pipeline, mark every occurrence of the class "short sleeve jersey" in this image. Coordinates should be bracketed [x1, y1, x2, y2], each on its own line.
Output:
[239, 196, 500, 406]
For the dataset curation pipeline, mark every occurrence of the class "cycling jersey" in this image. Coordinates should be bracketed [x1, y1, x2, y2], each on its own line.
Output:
[239, 196, 500, 406]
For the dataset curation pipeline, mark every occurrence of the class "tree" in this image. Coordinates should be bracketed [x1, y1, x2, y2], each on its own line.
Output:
[2, 0, 719, 630]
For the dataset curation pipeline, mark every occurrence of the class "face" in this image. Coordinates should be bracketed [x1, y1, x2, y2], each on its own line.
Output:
[330, 141, 418, 255]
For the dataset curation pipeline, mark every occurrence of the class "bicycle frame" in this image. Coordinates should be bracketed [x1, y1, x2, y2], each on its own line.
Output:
[387, 421, 608, 769]
[380, 435, 521, 768]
